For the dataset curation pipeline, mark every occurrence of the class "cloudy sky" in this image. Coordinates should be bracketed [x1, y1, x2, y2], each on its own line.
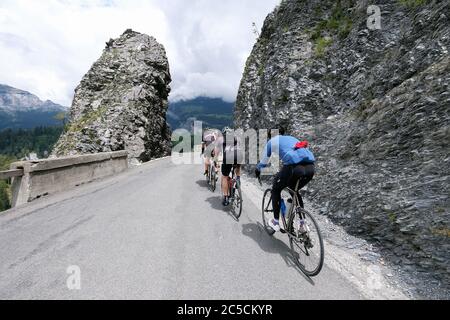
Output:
[0, 0, 279, 106]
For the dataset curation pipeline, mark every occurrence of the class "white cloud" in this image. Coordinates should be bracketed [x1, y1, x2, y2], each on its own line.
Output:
[0, 0, 279, 106]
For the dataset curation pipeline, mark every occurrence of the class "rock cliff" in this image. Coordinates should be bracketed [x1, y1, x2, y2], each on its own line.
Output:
[52, 29, 172, 162]
[235, 0, 449, 294]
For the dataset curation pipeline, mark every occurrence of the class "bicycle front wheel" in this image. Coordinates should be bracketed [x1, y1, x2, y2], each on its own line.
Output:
[288, 208, 324, 277]
[261, 189, 275, 235]
[211, 169, 216, 192]
[231, 183, 243, 219]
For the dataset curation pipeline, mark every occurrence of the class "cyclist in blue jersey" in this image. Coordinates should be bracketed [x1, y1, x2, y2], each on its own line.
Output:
[255, 127, 315, 232]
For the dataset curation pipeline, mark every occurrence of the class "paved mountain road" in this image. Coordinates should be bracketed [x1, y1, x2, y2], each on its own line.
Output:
[0, 157, 364, 299]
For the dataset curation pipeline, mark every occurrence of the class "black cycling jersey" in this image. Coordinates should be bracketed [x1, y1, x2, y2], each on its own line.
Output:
[222, 132, 243, 166]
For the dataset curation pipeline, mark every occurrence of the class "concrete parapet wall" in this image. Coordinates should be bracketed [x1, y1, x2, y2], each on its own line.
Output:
[10, 151, 128, 207]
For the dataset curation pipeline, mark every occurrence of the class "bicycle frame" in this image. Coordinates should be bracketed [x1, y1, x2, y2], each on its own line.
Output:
[208, 158, 218, 178]
[226, 165, 238, 196]
[268, 180, 303, 238]
[285, 185, 304, 238]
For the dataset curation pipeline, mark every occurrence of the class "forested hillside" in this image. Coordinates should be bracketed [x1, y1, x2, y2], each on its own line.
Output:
[0, 126, 64, 212]
[168, 97, 233, 130]
[0, 126, 63, 158]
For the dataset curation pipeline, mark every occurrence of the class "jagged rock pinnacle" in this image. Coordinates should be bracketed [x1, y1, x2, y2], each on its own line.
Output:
[52, 30, 172, 163]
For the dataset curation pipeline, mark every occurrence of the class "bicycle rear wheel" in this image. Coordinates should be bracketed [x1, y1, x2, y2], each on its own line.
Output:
[231, 182, 243, 219]
[288, 207, 324, 277]
[210, 168, 216, 192]
[205, 168, 210, 185]
[261, 189, 275, 235]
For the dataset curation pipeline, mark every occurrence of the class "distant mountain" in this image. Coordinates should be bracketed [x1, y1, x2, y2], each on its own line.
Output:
[0, 84, 67, 130]
[167, 97, 234, 131]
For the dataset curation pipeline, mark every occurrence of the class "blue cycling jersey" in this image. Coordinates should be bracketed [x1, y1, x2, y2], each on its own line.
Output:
[256, 135, 315, 170]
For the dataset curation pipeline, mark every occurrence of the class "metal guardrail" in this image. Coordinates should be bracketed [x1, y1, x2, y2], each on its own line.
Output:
[0, 169, 24, 180]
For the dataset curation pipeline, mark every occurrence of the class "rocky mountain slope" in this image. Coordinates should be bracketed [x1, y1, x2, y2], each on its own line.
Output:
[52, 29, 172, 162]
[0, 84, 66, 130]
[235, 0, 449, 296]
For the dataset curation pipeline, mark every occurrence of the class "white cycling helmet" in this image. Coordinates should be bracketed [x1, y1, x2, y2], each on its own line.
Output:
[222, 126, 232, 135]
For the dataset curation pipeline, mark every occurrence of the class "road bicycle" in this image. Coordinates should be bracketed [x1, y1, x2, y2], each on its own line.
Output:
[227, 165, 243, 219]
[259, 176, 324, 277]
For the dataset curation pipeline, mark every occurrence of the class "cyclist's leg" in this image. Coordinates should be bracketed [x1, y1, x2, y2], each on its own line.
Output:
[234, 165, 241, 187]
[232, 147, 243, 185]
[290, 164, 315, 208]
[234, 164, 241, 177]
[204, 155, 210, 175]
[221, 164, 233, 206]
[221, 163, 232, 196]
[272, 165, 293, 220]
[213, 151, 220, 173]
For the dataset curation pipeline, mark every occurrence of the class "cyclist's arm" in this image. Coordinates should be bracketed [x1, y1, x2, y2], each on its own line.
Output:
[213, 136, 223, 157]
[256, 139, 272, 170]
[214, 143, 221, 156]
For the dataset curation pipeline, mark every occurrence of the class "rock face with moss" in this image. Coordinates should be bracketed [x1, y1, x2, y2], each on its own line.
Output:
[235, 0, 449, 294]
[52, 29, 172, 162]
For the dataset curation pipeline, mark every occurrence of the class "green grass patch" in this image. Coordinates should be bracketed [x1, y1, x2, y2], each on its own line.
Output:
[338, 18, 353, 39]
[387, 212, 397, 223]
[310, 1, 353, 56]
[257, 63, 265, 76]
[314, 37, 333, 57]
[67, 106, 108, 133]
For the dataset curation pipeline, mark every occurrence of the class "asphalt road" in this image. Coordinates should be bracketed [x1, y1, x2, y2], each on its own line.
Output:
[0, 157, 364, 299]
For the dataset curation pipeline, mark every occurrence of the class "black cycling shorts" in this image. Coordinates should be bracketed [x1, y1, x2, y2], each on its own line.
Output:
[221, 164, 234, 177]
